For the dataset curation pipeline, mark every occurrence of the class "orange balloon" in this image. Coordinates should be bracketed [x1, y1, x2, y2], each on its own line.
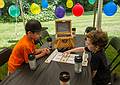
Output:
[0, 0, 5, 8]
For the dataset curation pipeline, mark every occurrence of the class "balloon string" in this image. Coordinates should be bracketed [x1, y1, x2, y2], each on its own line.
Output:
[15, 17, 18, 39]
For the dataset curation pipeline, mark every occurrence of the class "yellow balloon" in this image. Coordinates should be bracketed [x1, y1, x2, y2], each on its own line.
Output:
[0, 0, 5, 8]
[66, 0, 73, 8]
[30, 3, 41, 14]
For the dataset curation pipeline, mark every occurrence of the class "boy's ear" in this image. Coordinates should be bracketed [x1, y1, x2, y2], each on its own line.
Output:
[27, 31, 33, 35]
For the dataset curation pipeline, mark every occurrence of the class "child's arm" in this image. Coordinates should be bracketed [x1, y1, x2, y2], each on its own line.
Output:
[35, 52, 46, 59]
[34, 48, 50, 59]
[63, 47, 85, 56]
[34, 48, 50, 54]
[64, 47, 85, 54]
[34, 48, 44, 54]
[69, 47, 85, 53]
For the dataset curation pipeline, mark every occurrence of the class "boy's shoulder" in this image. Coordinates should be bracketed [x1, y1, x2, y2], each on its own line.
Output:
[19, 35, 35, 48]
[15, 35, 29, 47]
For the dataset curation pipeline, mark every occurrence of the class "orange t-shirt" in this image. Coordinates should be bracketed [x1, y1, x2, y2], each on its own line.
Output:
[8, 35, 35, 73]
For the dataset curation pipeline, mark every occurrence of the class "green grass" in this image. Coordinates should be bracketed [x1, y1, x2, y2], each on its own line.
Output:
[0, 8, 120, 48]
[0, 8, 120, 79]
[0, 64, 7, 80]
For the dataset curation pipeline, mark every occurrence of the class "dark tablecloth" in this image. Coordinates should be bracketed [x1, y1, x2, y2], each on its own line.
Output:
[0, 35, 92, 85]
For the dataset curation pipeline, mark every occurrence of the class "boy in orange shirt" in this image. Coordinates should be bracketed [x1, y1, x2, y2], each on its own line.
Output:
[8, 19, 50, 74]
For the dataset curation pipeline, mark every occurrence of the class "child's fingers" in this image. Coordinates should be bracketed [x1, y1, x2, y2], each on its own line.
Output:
[63, 51, 70, 57]
[46, 49, 50, 54]
[43, 48, 50, 54]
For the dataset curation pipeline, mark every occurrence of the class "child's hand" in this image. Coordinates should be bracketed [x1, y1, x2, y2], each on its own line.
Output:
[63, 50, 71, 57]
[42, 48, 50, 55]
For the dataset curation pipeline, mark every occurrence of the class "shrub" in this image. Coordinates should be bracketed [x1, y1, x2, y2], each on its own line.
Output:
[24, 4, 56, 22]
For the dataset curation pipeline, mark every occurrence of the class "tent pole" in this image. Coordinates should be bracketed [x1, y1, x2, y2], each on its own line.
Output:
[93, 0, 98, 28]
[96, 0, 103, 31]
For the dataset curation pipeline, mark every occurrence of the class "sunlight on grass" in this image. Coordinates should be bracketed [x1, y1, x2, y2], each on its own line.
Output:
[0, 8, 120, 48]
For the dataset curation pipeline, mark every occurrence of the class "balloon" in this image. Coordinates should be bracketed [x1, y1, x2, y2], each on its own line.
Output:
[30, 3, 41, 14]
[88, 0, 96, 5]
[103, 2, 117, 16]
[72, 3, 84, 17]
[0, 0, 5, 8]
[42, 0, 48, 8]
[66, 0, 73, 8]
[8, 5, 20, 17]
[55, 6, 65, 18]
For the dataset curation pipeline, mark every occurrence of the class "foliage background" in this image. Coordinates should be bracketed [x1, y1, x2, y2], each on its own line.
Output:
[1, 0, 119, 23]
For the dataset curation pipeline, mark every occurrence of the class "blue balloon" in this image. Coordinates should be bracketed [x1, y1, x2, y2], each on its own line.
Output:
[103, 2, 117, 16]
[8, 5, 20, 17]
[42, 0, 48, 8]
[55, 6, 65, 18]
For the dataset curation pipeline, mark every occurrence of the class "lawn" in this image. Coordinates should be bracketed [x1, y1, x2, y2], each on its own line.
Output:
[0, 8, 120, 79]
[0, 8, 120, 48]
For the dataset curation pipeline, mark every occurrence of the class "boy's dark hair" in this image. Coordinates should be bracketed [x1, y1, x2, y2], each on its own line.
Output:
[85, 26, 96, 33]
[25, 19, 42, 33]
